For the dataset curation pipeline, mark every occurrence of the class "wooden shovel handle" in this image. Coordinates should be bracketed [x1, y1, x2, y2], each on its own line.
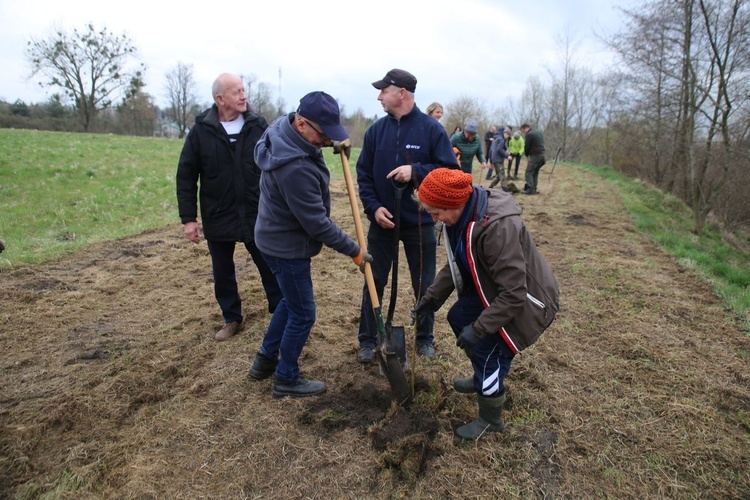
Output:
[340, 151, 380, 309]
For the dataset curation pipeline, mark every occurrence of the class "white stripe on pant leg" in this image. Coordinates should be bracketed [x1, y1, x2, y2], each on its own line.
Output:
[482, 367, 500, 396]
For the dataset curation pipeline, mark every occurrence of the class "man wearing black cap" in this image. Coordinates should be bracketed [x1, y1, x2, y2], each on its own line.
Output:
[250, 91, 371, 398]
[356, 68, 459, 363]
[176, 73, 282, 342]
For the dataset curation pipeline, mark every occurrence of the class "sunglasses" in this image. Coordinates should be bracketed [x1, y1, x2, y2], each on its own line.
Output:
[302, 119, 330, 143]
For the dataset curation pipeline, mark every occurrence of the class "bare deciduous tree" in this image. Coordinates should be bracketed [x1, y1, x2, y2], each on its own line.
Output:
[165, 62, 197, 139]
[443, 95, 487, 137]
[26, 23, 145, 132]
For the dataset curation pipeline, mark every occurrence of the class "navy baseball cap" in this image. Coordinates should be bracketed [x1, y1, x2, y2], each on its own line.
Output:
[371, 68, 417, 93]
[297, 91, 348, 141]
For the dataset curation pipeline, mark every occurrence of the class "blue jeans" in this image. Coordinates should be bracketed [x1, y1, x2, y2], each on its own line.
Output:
[207, 240, 282, 323]
[358, 222, 436, 348]
[258, 254, 316, 383]
[446, 290, 514, 397]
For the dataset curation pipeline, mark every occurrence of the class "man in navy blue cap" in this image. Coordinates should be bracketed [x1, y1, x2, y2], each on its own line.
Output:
[356, 68, 459, 363]
[250, 91, 371, 398]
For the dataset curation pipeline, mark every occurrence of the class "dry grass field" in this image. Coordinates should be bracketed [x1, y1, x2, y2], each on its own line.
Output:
[1, 164, 748, 498]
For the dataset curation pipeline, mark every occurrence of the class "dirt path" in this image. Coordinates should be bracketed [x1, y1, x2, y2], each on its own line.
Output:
[1, 164, 748, 498]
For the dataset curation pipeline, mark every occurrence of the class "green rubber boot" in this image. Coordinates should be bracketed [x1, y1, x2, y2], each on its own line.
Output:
[453, 377, 474, 394]
[455, 394, 505, 440]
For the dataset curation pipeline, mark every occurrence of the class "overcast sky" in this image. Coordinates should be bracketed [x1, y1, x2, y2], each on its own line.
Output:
[0, 0, 633, 119]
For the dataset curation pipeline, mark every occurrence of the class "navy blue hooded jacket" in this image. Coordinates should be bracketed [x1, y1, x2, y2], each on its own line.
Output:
[356, 105, 459, 228]
[254, 113, 360, 260]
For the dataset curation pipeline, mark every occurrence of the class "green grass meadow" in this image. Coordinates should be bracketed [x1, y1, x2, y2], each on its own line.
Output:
[0, 129, 357, 267]
[0, 129, 746, 331]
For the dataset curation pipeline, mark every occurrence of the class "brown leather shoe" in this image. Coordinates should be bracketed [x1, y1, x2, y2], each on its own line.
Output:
[215, 321, 242, 341]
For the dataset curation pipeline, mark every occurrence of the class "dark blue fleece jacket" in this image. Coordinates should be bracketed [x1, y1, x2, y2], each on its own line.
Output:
[356, 105, 459, 228]
[254, 113, 360, 260]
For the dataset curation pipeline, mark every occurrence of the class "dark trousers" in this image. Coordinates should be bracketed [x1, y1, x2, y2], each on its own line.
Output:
[507, 154, 522, 177]
[358, 222, 436, 348]
[446, 290, 514, 397]
[524, 154, 546, 193]
[207, 240, 283, 324]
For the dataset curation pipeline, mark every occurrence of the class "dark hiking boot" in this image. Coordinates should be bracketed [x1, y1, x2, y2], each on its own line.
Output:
[358, 346, 375, 364]
[417, 343, 436, 359]
[273, 377, 327, 398]
[453, 377, 474, 394]
[215, 321, 242, 341]
[455, 394, 505, 440]
[521, 189, 538, 195]
[249, 352, 278, 380]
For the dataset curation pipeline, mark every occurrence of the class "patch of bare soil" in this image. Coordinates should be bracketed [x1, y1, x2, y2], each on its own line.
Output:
[1, 165, 749, 498]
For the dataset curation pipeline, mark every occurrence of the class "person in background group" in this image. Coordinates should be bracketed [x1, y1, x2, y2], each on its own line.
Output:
[176, 73, 282, 342]
[484, 125, 497, 181]
[249, 91, 371, 398]
[356, 68, 459, 363]
[412, 168, 559, 440]
[452, 125, 462, 135]
[507, 130, 524, 180]
[521, 123, 546, 195]
[451, 119, 487, 175]
[489, 128, 511, 190]
[426, 102, 444, 121]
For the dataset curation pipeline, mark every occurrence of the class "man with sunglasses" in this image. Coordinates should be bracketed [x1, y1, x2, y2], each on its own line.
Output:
[250, 91, 371, 398]
[356, 68, 459, 363]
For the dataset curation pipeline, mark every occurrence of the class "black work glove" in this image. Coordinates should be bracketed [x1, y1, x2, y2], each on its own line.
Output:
[457, 324, 482, 355]
[332, 139, 352, 160]
[411, 297, 437, 321]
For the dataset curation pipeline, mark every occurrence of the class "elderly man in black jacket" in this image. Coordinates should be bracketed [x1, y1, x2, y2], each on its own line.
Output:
[176, 73, 282, 341]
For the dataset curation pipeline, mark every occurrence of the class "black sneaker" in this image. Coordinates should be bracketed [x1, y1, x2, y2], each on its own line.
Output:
[273, 377, 326, 398]
[249, 352, 278, 380]
[417, 343, 436, 359]
[357, 346, 375, 364]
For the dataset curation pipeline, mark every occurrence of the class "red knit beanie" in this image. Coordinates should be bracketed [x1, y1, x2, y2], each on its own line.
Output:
[418, 168, 473, 209]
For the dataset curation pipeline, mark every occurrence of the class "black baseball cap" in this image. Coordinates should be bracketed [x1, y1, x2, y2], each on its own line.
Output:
[371, 68, 417, 93]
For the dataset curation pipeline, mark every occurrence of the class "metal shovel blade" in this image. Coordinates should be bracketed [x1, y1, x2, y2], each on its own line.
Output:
[376, 347, 412, 405]
[385, 325, 408, 371]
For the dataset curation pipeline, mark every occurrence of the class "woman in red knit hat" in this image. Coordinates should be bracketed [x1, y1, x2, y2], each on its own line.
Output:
[412, 168, 560, 440]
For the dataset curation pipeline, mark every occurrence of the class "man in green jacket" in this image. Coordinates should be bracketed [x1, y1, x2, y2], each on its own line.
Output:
[451, 119, 487, 175]
[507, 131, 524, 180]
[521, 123, 545, 195]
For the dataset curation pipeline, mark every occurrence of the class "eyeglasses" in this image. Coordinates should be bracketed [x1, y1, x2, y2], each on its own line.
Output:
[302, 119, 330, 144]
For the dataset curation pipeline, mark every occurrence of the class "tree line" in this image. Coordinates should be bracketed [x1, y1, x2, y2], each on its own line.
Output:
[6, 2, 750, 235]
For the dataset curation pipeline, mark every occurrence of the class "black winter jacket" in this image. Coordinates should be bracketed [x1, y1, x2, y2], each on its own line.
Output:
[176, 105, 267, 242]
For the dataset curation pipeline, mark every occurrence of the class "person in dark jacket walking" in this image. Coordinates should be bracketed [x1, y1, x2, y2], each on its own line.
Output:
[489, 128, 511, 190]
[412, 168, 559, 440]
[249, 91, 371, 398]
[356, 68, 459, 363]
[521, 123, 546, 195]
[483, 125, 497, 180]
[176, 73, 282, 342]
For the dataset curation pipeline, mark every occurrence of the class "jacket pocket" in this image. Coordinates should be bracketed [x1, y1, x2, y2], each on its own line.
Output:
[527, 292, 555, 330]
